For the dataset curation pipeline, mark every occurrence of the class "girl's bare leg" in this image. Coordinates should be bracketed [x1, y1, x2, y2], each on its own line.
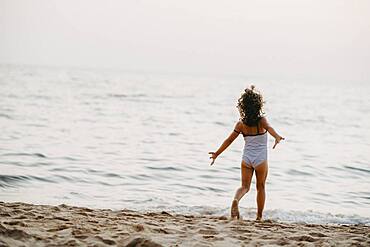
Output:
[254, 161, 268, 220]
[231, 161, 254, 219]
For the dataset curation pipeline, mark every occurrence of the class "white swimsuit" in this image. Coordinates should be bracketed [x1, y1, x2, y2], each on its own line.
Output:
[234, 126, 268, 168]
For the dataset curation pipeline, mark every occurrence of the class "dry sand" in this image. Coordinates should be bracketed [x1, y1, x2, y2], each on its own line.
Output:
[0, 201, 369, 246]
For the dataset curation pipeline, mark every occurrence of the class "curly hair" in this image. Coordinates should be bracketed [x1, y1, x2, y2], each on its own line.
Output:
[237, 85, 264, 126]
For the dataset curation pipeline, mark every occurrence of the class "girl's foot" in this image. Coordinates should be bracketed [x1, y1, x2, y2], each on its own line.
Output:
[256, 214, 262, 221]
[231, 199, 240, 219]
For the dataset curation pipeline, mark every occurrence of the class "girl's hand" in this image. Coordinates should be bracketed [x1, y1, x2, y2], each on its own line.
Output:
[273, 136, 285, 149]
[208, 152, 218, 166]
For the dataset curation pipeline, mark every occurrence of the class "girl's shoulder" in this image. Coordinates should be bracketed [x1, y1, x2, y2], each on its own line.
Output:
[235, 120, 244, 130]
[259, 116, 270, 128]
[259, 116, 267, 122]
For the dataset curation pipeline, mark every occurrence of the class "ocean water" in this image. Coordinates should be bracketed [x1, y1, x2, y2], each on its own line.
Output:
[0, 65, 369, 225]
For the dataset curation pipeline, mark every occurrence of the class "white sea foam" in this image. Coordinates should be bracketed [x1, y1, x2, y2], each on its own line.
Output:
[140, 205, 370, 225]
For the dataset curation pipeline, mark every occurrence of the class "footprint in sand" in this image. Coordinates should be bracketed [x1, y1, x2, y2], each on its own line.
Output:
[198, 228, 218, 235]
[63, 239, 77, 246]
[133, 224, 145, 232]
[153, 228, 171, 234]
[14, 214, 27, 220]
[0, 225, 30, 240]
[4, 221, 27, 227]
[46, 224, 69, 232]
[202, 235, 224, 241]
[125, 237, 163, 247]
[289, 235, 317, 242]
[72, 229, 89, 239]
[275, 237, 290, 245]
[308, 232, 328, 237]
[96, 236, 116, 245]
[229, 226, 252, 234]
[237, 235, 252, 241]
[53, 216, 70, 221]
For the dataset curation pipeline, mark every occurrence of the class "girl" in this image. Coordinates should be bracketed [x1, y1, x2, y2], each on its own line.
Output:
[209, 86, 284, 220]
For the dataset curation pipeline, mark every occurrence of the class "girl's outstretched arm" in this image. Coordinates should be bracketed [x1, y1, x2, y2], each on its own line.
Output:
[209, 121, 242, 165]
[260, 117, 284, 149]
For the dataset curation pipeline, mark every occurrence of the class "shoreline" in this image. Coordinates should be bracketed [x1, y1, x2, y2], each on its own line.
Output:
[1, 201, 369, 246]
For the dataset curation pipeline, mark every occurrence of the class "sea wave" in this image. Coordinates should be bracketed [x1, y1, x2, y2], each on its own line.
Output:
[140, 205, 370, 225]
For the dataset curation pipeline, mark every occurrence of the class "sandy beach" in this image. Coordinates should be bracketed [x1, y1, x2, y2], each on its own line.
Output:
[0, 202, 368, 246]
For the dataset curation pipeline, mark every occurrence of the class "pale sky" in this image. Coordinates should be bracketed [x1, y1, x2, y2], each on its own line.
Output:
[1, 0, 369, 81]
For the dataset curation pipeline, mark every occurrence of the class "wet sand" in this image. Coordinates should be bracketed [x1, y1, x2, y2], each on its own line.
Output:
[0, 201, 369, 246]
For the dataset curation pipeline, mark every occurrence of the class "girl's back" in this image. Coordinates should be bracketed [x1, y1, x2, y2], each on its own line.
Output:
[238, 120, 266, 137]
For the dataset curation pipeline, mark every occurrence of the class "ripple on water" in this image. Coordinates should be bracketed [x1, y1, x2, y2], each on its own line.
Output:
[286, 169, 313, 177]
[301, 154, 317, 160]
[343, 165, 370, 175]
[0, 175, 29, 188]
[2, 152, 48, 158]
[52, 175, 100, 184]
[169, 183, 206, 191]
[127, 174, 152, 179]
[107, 93, 147, 98]
[56, 156, 81, 161]
[342, 200, 360, 205]
[213, 121, 227, 126]
[145, 165, 184, 172]
[0, 175, 54, 188]
[104, 172, 123, 178]
[0, 113, 13, 120]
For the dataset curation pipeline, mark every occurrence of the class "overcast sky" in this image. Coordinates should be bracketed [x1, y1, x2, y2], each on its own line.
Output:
[1, 0, 369, 81]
